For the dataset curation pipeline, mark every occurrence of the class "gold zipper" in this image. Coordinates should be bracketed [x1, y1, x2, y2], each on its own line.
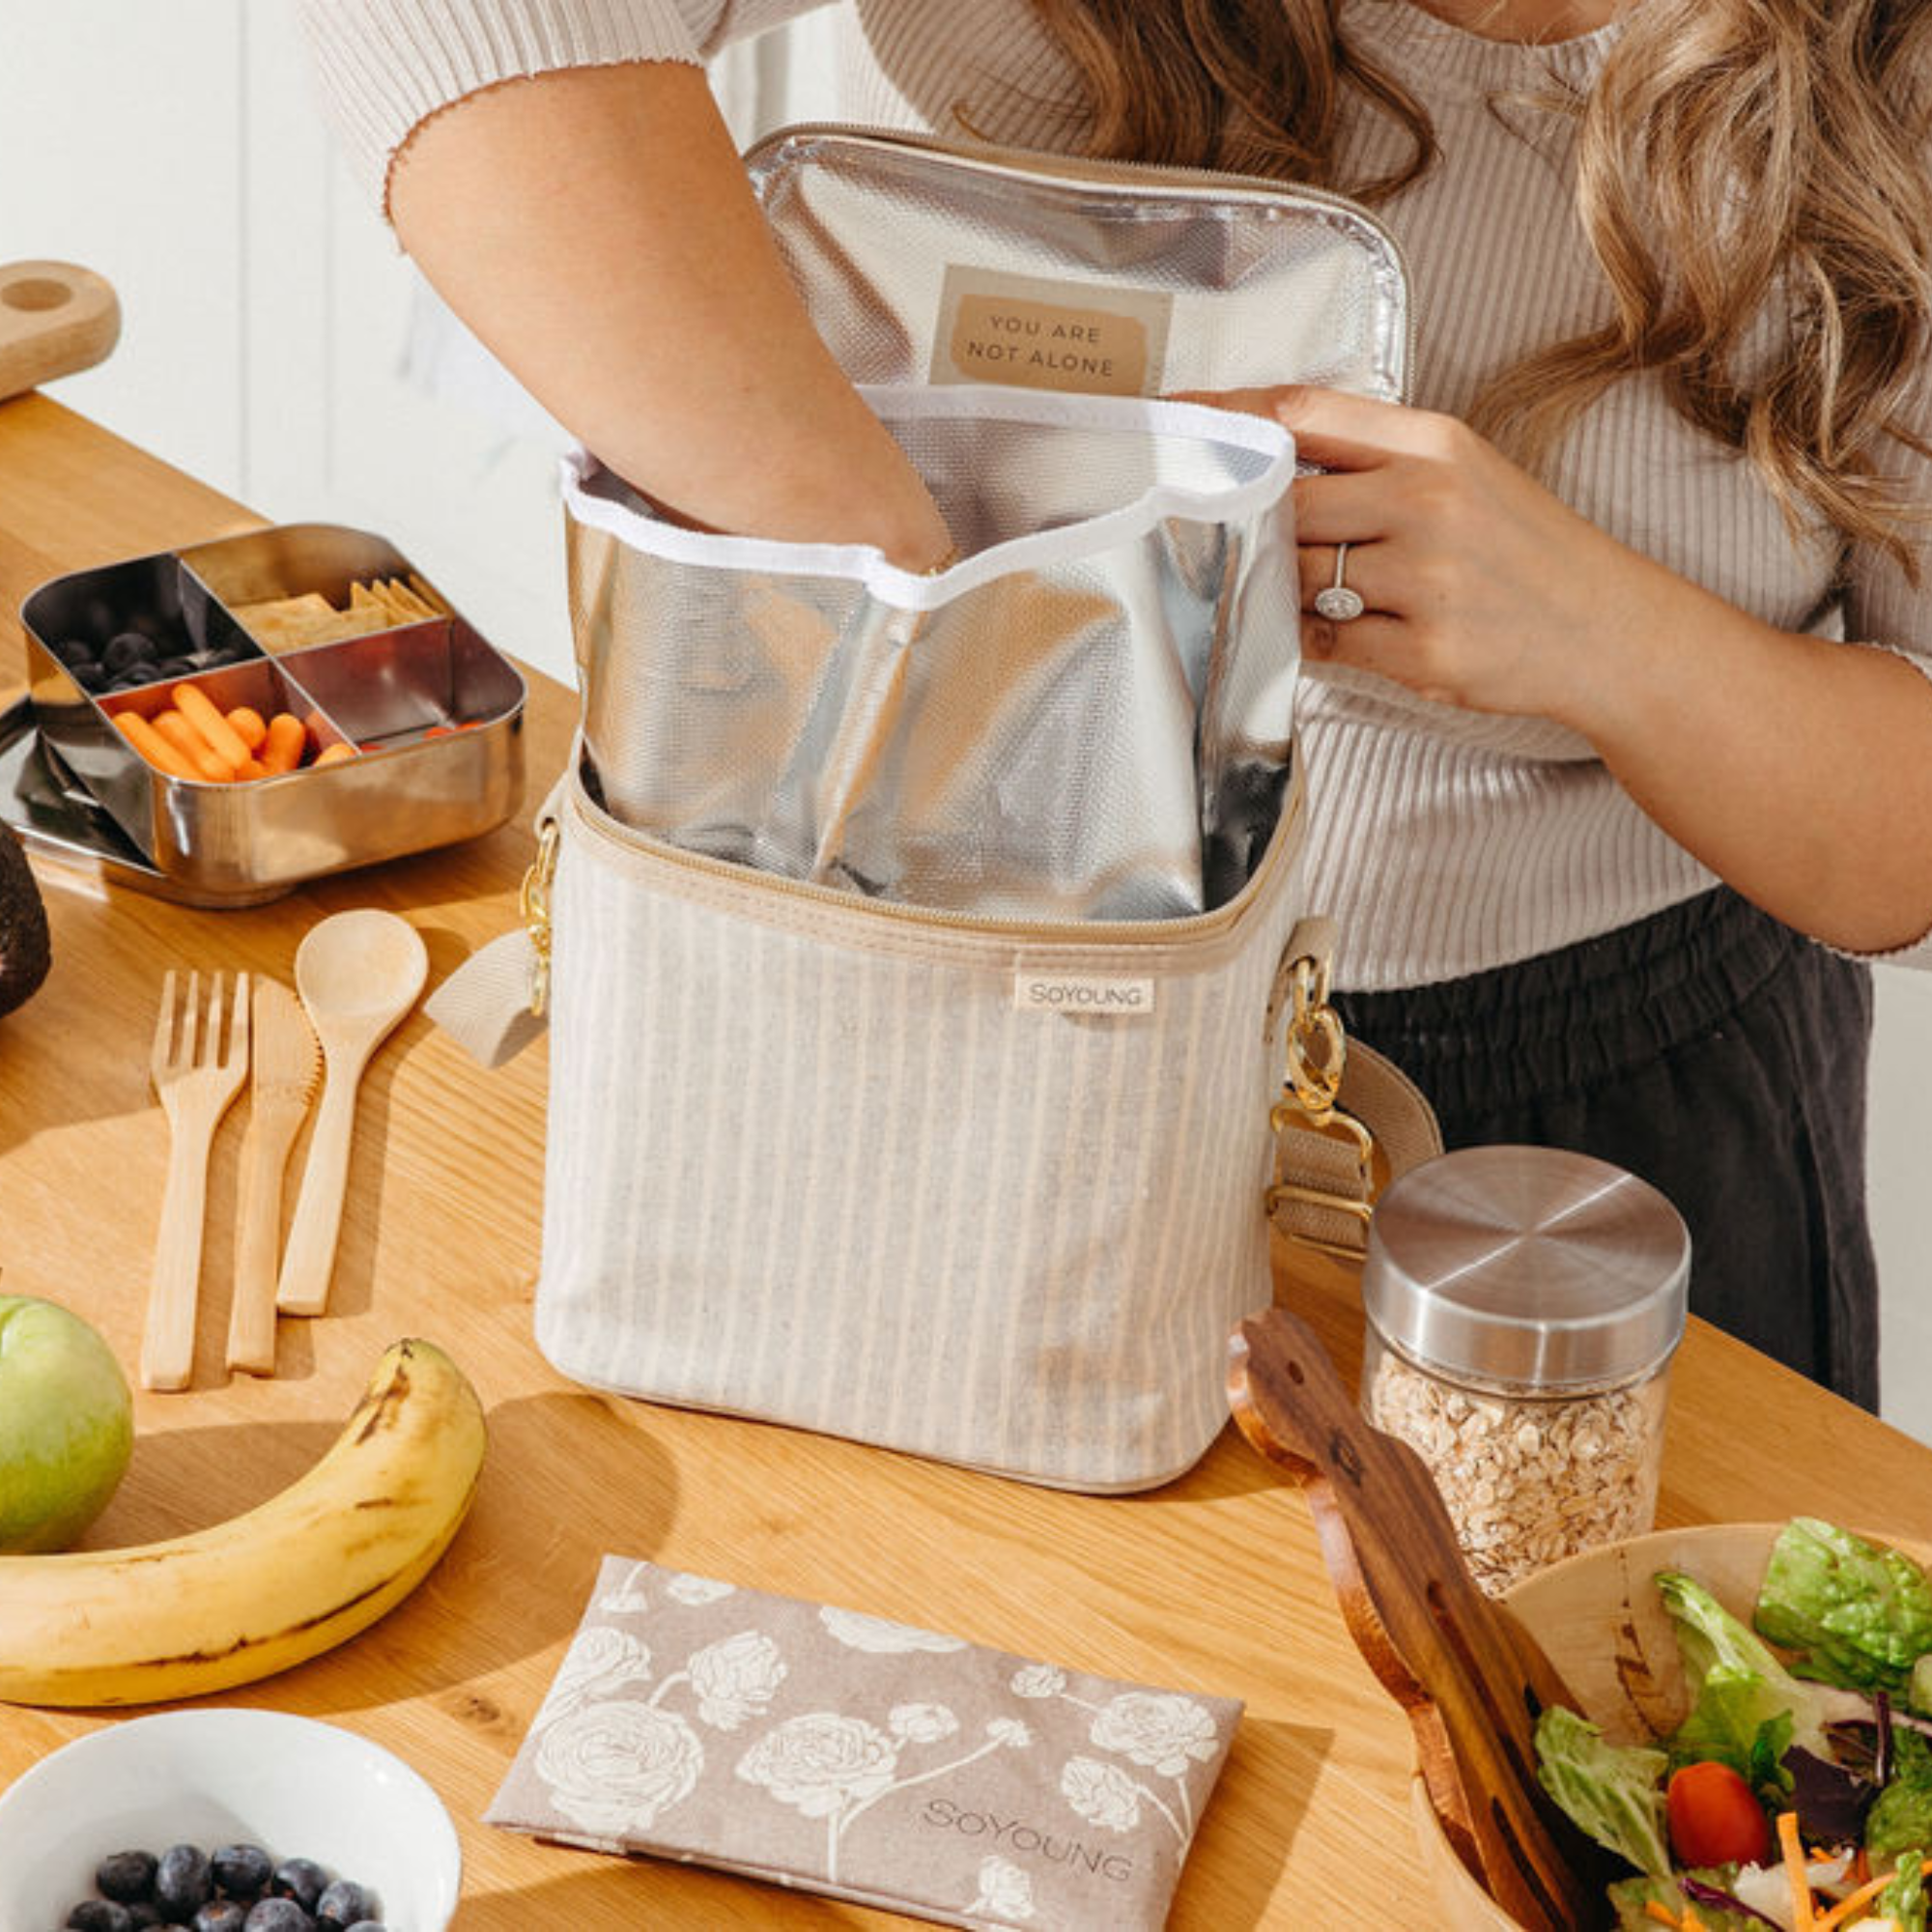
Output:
[544, 754, 1304, 954]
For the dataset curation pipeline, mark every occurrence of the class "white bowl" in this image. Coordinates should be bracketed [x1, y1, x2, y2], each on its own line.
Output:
[0, 1709, 461, 1931]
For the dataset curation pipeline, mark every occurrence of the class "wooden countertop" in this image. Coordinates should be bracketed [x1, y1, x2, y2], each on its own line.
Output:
[5, 391, 1931, 1930]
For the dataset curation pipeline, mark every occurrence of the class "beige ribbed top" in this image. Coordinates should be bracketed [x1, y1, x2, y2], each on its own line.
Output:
[295, 0, 1932, 987]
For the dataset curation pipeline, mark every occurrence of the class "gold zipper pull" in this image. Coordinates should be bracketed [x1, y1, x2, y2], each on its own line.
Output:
[518, 817, 560, 1017]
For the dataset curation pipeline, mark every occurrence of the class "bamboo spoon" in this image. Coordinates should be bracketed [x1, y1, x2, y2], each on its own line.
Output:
[226, 977, 321, 1375]
[274, 911, 428, 1320]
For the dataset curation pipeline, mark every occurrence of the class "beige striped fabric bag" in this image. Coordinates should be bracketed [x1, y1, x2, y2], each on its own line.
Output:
[469, 129, 1422, 1492]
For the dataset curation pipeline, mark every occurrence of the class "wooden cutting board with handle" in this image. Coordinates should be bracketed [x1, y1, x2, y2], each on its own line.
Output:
[0, 261, 120, 403]
[1228, 1303, 1622, 1930]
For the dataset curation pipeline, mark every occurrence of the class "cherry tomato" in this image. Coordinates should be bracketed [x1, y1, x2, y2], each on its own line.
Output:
[1666, 1760, 1772, 1869]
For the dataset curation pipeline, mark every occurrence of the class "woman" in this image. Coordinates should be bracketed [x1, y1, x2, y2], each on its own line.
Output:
[297, 0, 1932, 1406]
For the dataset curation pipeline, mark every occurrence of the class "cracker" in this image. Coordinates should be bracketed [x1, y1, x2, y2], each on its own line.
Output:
[380, 577, 437, 621]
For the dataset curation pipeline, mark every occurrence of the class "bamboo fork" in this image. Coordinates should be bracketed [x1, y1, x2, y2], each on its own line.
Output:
[139, 970, 249, 1392]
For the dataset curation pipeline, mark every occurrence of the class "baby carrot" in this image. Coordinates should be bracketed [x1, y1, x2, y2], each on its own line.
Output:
[235, 755, 268, 781]
[259, 711, 307, 775]
[153, 708, 240, 781]
[172, 682, 252, 770]
[114, 710, 201, 782]
[311, 741, 356, 768]
[225, 704, 268, 752]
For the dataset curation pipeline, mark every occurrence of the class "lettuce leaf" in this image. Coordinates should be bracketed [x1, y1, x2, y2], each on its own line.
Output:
[1664, 1671, 1795, 1804]
[1755, 1519, 1932, 1697]
[1871, 1729, 1932, 1861]
[1882, 1852, 1929, 1932]
[1535, 1705, 1672, 1877]
[1657, 1571, 1838, 1761]
[1787, 1739, 1876, 1843]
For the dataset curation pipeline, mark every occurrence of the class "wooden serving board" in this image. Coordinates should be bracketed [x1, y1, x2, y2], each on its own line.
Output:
[0, 262, 120, 402]
[1229, 1304, 1622, 1929]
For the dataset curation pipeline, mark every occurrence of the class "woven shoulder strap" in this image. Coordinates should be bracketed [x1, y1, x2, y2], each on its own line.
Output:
[1266, 918, 1442, 1261]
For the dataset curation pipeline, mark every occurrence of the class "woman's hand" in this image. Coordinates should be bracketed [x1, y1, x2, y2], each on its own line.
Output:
[1183, 383, 1683, 730]
[1178, 382, 1932, 954]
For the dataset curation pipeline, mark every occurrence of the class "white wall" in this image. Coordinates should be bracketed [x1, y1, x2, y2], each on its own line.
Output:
[1870, 969, 1932, 1435]
[5, 8, 250, 496]
[3, 1, 575, 686]
[9, 2, 1930, 1435]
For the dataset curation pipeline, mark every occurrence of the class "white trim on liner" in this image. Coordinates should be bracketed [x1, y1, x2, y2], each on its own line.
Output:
[558, 383, 1297, 614]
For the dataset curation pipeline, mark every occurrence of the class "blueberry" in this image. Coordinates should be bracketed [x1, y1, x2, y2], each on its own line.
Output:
[155, 1843, 213, 1917]
[94, 1854, 157, 1904]
[268, 1861, 327, 1913]
[126, 1910, 166, 1930]
[66, 1904, 133, 1932]
[49, 636, 98, 668]
[153, 657, 199, 681]
[209, 1846, 271, 1900]
[243, 1902, 314, 1932]
[101, 632, 156, 675]
[71, 662, 108, 692]
[312, 1883, 374, 1928]
[192, 1907, 248, 1932]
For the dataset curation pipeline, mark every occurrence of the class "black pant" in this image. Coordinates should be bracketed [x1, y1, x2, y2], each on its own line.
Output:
[1333, 888, 1879, 1409]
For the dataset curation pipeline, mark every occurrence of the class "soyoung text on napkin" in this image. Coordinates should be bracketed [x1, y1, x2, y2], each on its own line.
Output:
[487, 1556, 1242, 1929]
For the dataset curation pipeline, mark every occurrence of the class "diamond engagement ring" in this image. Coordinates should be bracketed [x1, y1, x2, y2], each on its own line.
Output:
[1313, 542, 1365, 622]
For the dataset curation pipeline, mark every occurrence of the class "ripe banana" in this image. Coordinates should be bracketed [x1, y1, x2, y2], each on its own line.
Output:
[0, 1336, 485, 1707]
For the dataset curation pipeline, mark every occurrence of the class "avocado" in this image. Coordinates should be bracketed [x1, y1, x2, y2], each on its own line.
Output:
[0, 820, 50, 1016]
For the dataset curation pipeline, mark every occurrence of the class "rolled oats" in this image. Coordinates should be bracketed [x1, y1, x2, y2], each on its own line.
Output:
[1366, 1349, 1666, 1597]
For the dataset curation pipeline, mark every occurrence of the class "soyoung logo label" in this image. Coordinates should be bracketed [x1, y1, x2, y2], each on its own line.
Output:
[919, 1796, 1136, 1883]
[1013, 974, 1155, 1016]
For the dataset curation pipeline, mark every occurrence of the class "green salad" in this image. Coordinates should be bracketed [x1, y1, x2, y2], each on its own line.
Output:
[1536, 1518, 1932, 1931]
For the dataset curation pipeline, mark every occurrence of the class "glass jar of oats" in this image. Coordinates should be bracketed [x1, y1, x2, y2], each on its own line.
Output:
[1359, 1145, 1690, 1598]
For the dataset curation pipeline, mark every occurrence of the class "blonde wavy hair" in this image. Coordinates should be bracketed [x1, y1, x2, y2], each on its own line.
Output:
[1027, 0, 1932, 574]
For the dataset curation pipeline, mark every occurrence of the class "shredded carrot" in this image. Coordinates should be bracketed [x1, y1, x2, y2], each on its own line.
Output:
[1816, 1874, 1889, 1930]
[1778, 1810, 1817, 1931]
[1642, 1905, 1679, 1927]
[1854, 1846, 1871, 1889]
[1814, 1855, 1932, 1931]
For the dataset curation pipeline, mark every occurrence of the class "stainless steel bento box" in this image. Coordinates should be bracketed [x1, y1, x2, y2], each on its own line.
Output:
[18, 525, 526, 902]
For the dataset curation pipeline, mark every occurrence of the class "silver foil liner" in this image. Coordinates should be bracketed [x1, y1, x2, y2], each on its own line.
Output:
[744, 126, 1410, 405]
[566, 385, 1299, 922]
[567, 128, 1410, 923]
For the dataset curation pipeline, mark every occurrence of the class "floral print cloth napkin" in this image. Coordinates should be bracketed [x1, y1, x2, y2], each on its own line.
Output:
[486, 1555, 1243, 1929]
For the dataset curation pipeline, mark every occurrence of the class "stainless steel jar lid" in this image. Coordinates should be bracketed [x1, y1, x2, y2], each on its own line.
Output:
[1361, 1145, 1690, 1392]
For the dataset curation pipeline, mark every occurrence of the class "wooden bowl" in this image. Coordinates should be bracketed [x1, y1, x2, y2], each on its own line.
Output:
[1415, 1520, 1932, 1928]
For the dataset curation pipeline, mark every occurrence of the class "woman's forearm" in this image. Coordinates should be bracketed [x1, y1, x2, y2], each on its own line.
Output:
[1265, 385, 1932, 957]
[1564, 565, 1932, 957]
[388, 61, 952, 569]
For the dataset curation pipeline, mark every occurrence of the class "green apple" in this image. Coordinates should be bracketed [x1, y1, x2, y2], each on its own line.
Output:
[0, 1295, 134, 1552]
